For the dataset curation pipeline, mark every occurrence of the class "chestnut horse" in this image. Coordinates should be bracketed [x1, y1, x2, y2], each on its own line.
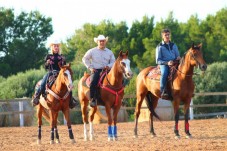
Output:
[35, 64, 76, 144]
[78, 50, 133, 141]
[134, 43, 207, 139]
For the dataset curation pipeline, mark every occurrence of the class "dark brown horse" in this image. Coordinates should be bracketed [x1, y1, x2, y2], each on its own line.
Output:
[35, 64, 76, 144]
[78, 50, 133, 141]
[134, 43, 207, 139]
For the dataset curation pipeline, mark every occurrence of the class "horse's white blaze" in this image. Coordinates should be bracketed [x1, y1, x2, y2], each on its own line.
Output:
[122, 59, 133, 78]
[64, 70, 73, 90]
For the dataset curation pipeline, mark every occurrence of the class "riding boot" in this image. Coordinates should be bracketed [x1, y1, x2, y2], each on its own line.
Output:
[31, 88, 41, 107]
[69, 92, 79, 109]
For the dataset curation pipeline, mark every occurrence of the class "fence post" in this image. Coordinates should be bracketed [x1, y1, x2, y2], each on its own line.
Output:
[190, 99, 194, 120]
[19, 101, 24, 126]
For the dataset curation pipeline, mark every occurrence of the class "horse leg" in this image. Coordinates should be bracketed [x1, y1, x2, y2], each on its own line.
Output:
[62, 108, 76, 143]
[49, 110, 56, 144]
[80, 100, 89, 141]
[105, 106, 113, 141]
[173, 101, 180, 139]
[112, 107, 120, 141]
[134, 93, 146, 138]
[36, 104, 43, 144]
[184, 102, 192, 139]
[89, 106, 97, 141]
[147, 94, 159, 137]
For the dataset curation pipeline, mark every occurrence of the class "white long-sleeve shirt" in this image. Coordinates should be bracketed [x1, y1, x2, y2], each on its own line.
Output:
[82, 47, 115, 69]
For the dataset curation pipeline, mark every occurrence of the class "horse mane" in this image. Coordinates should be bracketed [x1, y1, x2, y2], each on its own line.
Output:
[179, 44, 201, 66]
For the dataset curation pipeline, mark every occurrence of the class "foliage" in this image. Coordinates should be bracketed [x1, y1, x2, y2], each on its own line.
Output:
[193, 62, 227, 113]
[0, 7, 53, 77]
[0, 68, 45, 99]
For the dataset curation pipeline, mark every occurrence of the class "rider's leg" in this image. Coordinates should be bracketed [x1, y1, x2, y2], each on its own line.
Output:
[160, 65, 169, 97]
[89, 69, 102, 107]
[31, 73, 49, 106]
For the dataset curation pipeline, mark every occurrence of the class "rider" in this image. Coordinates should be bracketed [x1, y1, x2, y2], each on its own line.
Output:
[156, 28, 181, 99]
[82, 35, 115, 107]
[31, 40, 78, 108]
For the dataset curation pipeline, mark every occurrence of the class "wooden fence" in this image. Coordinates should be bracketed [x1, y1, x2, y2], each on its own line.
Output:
[0, 92, 227, 127]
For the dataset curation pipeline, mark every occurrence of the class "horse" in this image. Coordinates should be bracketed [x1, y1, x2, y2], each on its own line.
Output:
[134, 43, 207, 139]
[78, 50, 133, 141]
[35, 64, 76, 144]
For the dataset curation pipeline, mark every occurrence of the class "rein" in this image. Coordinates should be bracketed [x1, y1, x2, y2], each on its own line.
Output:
[98, 70, 124, 106]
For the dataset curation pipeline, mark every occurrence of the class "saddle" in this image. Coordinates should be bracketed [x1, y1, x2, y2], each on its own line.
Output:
[147, 61, 179, 99]
[82, 71, 108, 106]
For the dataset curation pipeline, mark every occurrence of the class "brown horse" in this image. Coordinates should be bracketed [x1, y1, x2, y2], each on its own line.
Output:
[78, 50, 133, 141]
[35, 64, 76, 144]
[134, 43, 207, 139]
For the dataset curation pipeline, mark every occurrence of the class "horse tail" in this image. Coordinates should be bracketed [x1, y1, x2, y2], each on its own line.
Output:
[145, 92, 161, 121]
[41, 108, 51, 123]
[40, 108, 61, 124]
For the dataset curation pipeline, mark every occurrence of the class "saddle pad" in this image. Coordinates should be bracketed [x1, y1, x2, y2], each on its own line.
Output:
[147, 67, 161, 80]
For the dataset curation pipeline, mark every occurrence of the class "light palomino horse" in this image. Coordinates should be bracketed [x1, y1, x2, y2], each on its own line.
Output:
[35, 64, 76, 144]
[134, 43, 207, 139]
[78, 50, 133, 141]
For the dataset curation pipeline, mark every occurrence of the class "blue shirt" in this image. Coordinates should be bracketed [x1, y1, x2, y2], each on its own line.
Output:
[156, 41, 180, 65]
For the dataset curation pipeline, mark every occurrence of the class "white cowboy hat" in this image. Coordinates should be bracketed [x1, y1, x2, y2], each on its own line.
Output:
[94, 35, 108, 43]
[49, 39, 61, 47]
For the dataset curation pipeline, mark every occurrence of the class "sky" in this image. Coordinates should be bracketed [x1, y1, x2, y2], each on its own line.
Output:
[0, 0, 227, 46]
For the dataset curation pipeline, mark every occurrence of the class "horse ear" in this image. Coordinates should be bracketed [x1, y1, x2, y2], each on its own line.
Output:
[58, 62, 63, 68]
[198, 43, 202, 49]
[119, 50, 123, 56]
[125, 50, 129, 56]
[191, 42, 195, 49]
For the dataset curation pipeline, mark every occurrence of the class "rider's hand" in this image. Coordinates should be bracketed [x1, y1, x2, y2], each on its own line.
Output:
[46, 59, 51, 64]
[168, 60, 174, 66]
[104, 66, 110, 70]
[176, 56, 181, 60]
[89, 68, 97, 73]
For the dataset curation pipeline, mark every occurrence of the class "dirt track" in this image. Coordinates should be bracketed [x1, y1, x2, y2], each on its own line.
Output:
[0, 119, 226, 151]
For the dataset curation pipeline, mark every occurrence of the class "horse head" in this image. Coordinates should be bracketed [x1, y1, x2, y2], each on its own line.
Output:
[118, 50, 133, 79]
[189, 43, 207, 71]
[58, 63, 74, 91]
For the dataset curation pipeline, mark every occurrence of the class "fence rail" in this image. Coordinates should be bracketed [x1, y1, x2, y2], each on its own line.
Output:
[0, 92, 227, 126]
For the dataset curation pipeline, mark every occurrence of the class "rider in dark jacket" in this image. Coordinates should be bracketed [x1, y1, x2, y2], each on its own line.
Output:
[31, 40, 78, 108]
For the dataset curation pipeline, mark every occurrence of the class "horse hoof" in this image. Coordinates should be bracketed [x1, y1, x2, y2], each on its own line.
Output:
[71, 139, 76, 144]
[50, 140, 55, 144]
[90, 136, 95, 141]
[151, 134, 156, 138]
[113, 137, 118, 141]
[37, 139, 41, 144]
[186, 135, 192, 139]
[56, 139, 61, 144]
[174, 135, 181, 140]
[84, 138, 88, 141]
[108, 137, 113, 141]
[133, 135, 138, 138]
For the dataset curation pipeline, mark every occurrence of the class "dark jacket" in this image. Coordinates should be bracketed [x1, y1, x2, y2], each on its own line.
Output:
[44, 53, 66, 71]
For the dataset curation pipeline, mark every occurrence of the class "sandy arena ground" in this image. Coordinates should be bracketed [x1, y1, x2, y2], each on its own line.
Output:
[0, 119, 226, 151]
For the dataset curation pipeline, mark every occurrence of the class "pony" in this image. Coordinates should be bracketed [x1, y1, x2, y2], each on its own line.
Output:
[35, 64, 76, 144]
[134, 43, 207, 139]
[78, 50, 133, 141]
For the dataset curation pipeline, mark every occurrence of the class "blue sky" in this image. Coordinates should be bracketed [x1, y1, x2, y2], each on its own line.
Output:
[1, 0, 227, 46]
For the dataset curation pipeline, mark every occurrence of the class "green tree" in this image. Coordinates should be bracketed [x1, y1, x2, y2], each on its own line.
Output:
[0, 8, 53, 77]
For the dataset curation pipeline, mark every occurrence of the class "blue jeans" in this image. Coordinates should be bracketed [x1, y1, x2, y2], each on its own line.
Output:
[160, 65, 169, 93]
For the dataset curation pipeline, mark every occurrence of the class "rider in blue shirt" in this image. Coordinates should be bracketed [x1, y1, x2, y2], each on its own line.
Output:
[156, 29, 181, 98]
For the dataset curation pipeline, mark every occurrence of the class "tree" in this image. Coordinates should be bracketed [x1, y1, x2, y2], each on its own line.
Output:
[0, 8, 53, 77]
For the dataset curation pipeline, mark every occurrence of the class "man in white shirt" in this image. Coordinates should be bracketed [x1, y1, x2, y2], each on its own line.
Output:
[82, 35, 115, 107]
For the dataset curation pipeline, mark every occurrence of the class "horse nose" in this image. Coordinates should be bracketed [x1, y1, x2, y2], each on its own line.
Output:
[127, 72, 133, 78]
[68, 84, 74, 91]
[201, 64, 207, 71]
